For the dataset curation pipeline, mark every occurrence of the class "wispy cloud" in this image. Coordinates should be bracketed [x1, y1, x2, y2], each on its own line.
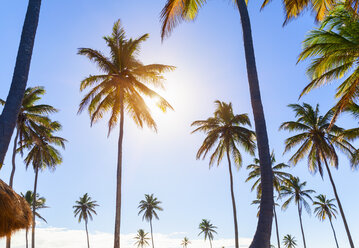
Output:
[0, 227, 252, 248]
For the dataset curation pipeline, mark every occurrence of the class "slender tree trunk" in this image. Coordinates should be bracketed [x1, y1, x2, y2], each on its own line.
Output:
[234, 0, 273, 247]
[150, 219, 155, 248]
[26, 228, 29, 248]
[209, 239, 212, 248]
[323, 158, 354, 247]
[226, 150, 239, 248]
[297, 204, 306, 248]
[32, 167, 39, 248]
[273, 205, 280, 248]
[6, 234, 11, 248]
[114, 95, 124, 248]
[85, 219, 90, 248]
[0, 0, 42, 165]
[329, 218, 339, 248]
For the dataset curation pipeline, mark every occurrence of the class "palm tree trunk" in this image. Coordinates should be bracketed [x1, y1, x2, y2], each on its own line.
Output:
[150, 219, 155, 248]
[273, 205, 281, 248]
[323, 158, 354, 247]
[209, 239, 213, 248]
[234, 0, 273, 247]
[0, 0, 42, 165]
[26, 228, 29, 248]
[329, 218, 339, 248]
[226, 150, 239, 248]
[32, 167, 39, 248]
[114, 95, 124, 248]
[297, 204, 306, 248]
[85, 219, 90, 248]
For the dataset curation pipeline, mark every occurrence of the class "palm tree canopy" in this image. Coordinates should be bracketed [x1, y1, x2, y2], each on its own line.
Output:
[134, 229, 150, 248]
[181, 237, 191, 247]
[138, 194, 163, 222]
[283, 234, 297, 248]
[313, 194, 338, 221]
[78, 19, 174, 135]
[21, 190, 48, 223]
[198, 219, 217, 241]
[246, 151, 291, 198]
[192, 100, 256, 168]
[73, 193, 99, 223]
[281, 176, 315, 215]
[280, 103, 356, 176]
[298, 5, 359, 120]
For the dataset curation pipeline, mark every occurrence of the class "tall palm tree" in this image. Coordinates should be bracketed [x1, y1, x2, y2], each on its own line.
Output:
[0, 0, 42, 166]
[246, 152, 291, 248]
[192, 100, 255, 248]
[160, 2, 274, 246]
[20, 121, 65, 248]
[280, 103, 355, 247]
[298, 5, 359, 123]
[73, 193, 99, 248]
[138, 194, 163, 248]
[77, 20, 173, 248]
[181, 237, 191, 248]
[280, 177, 315, 248]
[313, 194, 340, 248]
[134, 229, 150, 248]
[21, 191, 48, 248]
[282, 235, 297, 248]
[198, 219, 217, 248]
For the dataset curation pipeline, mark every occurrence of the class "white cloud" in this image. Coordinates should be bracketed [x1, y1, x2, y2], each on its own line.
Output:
[0, 227, 252, 248]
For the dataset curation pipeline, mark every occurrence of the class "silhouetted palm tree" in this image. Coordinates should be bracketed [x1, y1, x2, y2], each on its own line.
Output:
[138, 194, 163, 248]
[313, 194, 339, 248]
[198, 219, 217, 248]
[181, 237, 191, 248]
[73, 193, 99, 248]
[280, 103, 355, 247]
[134, 229, 150, 248]
[77, 20, 173, 248]
[281, 177, 315, 248]
[192, 100, 255, 248]
[283, 235, 297, 248]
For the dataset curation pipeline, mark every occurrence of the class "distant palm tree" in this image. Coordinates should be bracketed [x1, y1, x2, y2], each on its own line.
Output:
[20, 121, 65, 248]
[138, 194, 163, 248]
[181, 237, 191, 248]
[281, 177, 315, 248]
[280, 103, 355, 247]
[73, 193, 99, 248]
[313, 194, 339, 248]
[283, 235, 297, 248]
[77, 20, 173, 248]
[192, 100, 255, 248]
[198, 219, 217, 248]
[134, 229, 150, 248]
[21, 191, 48, 248]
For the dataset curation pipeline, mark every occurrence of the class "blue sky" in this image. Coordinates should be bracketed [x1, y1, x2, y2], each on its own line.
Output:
[0, 0, 358, 247]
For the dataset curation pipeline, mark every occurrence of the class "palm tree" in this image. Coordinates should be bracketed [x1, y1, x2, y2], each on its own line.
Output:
[77, 20, 173, 248]
[198, 219, 217, 248]
[0, 0, 42, 167]
[281, 177, 315, 248]
[138, 194, 163, 248]
[192, 100, 255, 248]
[134, 229, 150, 248]
[313, 194, 340, 248]
[280, 103, 355, 247]
[181, 237, 191, 248]
[298, 5, 359, 123]
[283, 235, 297, 248]
[160, 2, 274, 246]
[73, 193, 99, 248]
[20, 121, 65, 248]
[21, 191, 48, 248]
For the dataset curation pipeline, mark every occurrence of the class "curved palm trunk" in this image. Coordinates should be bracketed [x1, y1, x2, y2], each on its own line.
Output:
[149, 219, 155, 248]
[273, 205, 281, 248]
[323, 158, 354, 247]
[32, 167, 39, 248]
[85, 219, 90, 248]
[114, 96, 124, 248]
[329, 218, 339, 248]
[26, 228, 29, 248]
[297, 204, 307, 248]
[235, 0, 274, 247]
[0, 0, 42, 165]
[226, 151, 239, 248]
